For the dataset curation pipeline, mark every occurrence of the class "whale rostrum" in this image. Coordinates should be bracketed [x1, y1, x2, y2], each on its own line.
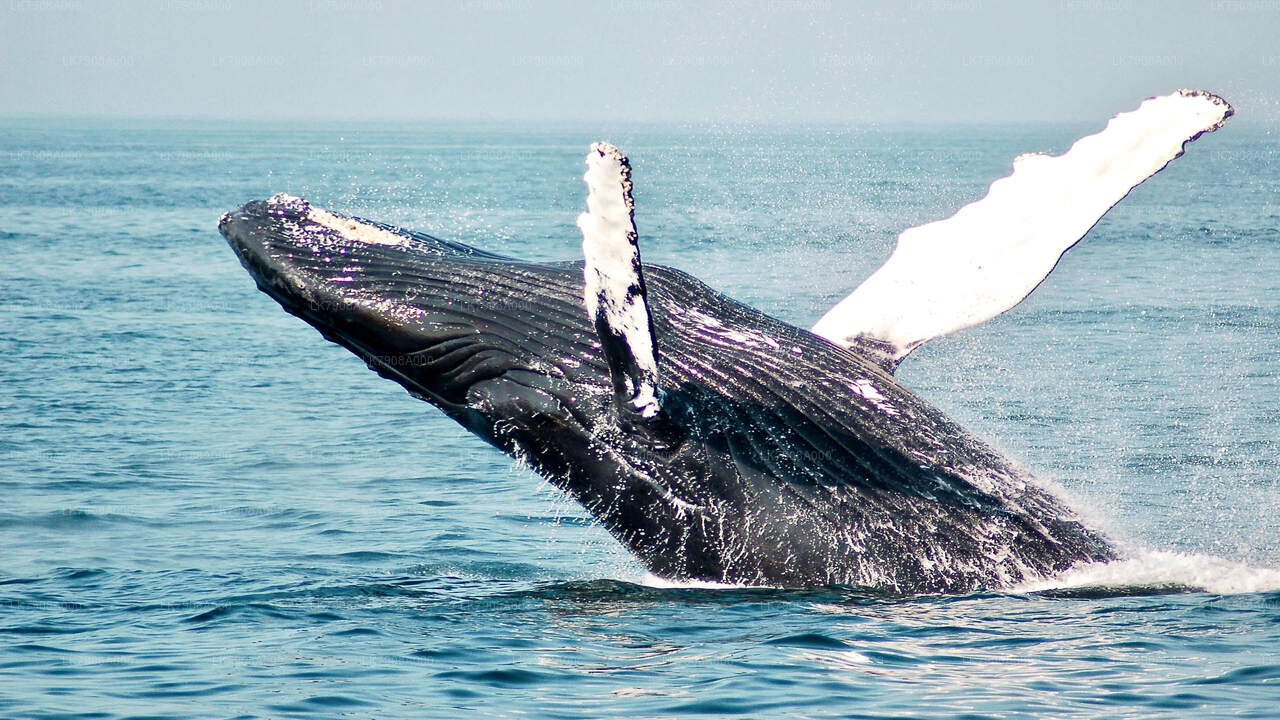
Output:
[220, 90, 1231, 593]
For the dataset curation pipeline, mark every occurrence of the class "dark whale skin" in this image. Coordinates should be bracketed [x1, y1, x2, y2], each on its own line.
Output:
[220, 196, 1116, 594]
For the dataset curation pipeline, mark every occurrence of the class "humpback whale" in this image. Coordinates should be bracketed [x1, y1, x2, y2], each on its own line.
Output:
[220, 90, 1232, 594]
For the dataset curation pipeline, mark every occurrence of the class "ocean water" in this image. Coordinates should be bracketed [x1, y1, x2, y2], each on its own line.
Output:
[2, 116, 1279, 718]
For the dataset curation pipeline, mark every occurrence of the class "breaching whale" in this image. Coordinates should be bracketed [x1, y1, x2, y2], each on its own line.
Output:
[220, 90, 1232, 594]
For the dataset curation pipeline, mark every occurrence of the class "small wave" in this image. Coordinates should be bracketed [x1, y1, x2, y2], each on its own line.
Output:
[1015, 551, 1280, 596]
[434, 667, 552, 688]
[764, 632, 852, 650]
[0, 509, 155, 529]
[267, 695, 375, 712]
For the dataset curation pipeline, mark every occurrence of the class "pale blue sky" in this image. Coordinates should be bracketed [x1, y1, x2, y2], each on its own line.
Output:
[2, 0, 1277, 123]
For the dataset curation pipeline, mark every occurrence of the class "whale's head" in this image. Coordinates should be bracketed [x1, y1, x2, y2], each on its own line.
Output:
[219, 194, 609, 433]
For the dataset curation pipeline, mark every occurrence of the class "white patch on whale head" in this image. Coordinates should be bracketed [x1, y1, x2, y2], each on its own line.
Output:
[305, 203, 408, 247]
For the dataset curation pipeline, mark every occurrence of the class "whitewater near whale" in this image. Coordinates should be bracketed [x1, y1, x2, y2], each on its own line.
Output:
[220, 90, 1232, 594]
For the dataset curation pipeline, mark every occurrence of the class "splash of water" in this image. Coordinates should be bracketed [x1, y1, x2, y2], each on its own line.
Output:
[1016, 550, 1280, 595]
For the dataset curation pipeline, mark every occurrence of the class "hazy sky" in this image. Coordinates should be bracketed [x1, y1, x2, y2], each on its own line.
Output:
[2, 0, 1277, 124]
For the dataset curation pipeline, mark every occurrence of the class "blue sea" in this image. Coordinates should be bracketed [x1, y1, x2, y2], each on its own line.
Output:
[2, 116, 1279, 718]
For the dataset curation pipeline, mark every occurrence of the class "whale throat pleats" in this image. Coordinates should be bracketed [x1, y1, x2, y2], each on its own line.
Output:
[812, 89, 1233, 372]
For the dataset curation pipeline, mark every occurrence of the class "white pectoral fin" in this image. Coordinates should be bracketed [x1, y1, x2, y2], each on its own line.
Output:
[812, 89, 1233, 371]
[576, 142, 662, 418]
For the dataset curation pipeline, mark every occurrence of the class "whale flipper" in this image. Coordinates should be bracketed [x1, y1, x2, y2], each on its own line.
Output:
[812, 89, 1233, 371]
[576, 142, 662, 419]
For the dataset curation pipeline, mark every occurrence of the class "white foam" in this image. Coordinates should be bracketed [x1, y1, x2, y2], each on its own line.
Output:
[1015, 550, 1280, 595]
[638, 552, 1280, 596]
[639, 572, 755, 590]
